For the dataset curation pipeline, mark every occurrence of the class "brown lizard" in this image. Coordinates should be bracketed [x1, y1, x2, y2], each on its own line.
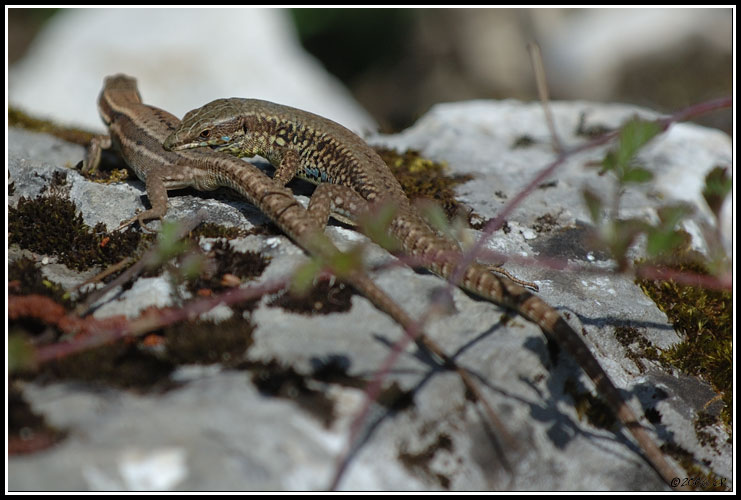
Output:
[81, 74, 509, 470]
[163, 97, 685, 489]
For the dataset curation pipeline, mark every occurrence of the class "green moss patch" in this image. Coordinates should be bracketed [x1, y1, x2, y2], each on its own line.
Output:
[637, 260, 732, 429]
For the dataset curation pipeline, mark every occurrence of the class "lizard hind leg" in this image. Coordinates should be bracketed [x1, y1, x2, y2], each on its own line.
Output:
[273, 148, 302, 186]
[307, 183, 370, 230]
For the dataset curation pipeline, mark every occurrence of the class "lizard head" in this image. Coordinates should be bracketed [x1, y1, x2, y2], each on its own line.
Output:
[164, 98, 246, 153]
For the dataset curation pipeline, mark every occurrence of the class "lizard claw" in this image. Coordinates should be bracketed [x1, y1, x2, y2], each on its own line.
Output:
[116, 212, 159, 233]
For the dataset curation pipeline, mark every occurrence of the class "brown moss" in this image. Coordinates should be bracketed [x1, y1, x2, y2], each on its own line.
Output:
[38, 339, 176, 392]
[249, 359, 336, 427]
[164, 315, 255, 367]
[661, 442, 730, 491]
[8, 383, 66, 455]
[9, 194, 142, 271]
[8, 257, 71, 307]
[398, 432, 454, 489]
[186, 239, 271, 295]
[374, 147, 484, 229]
[268, 279, 355, 315]
[563, 378, 616, 430]
[9, 106, 96, 146]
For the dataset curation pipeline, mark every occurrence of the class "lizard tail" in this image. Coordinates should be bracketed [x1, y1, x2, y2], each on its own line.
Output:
[457, 261, 684, 489]
[389, 208, 683, 488]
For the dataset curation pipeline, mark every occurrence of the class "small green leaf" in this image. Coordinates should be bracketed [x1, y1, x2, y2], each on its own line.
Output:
[600, 150, 618, 174]
[646, 230, 684, 258]
[179, 252, 206, 281]
[644, 204, 693, 258]
[290, 259, 322, 296]
[657, 203, 693, 228]
[702, 166, 731, 217]
[8, 334, 36, 373]
[604, 218, 648, 269]
[620, 166, 654, 184]
[582, 188, 604, 223]
[327, 246, 364, 277]
[151, 220, 190, 266]
[418, 201, 450, 234]
[358, 201, 400, 251]
[616, 119, 662, 168]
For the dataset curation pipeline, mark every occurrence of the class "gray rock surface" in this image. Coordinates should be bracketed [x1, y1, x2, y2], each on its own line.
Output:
[7, 98, 732, 491]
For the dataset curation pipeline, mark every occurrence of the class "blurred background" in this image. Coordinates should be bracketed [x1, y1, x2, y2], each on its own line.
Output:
[8, 7, 733, 134]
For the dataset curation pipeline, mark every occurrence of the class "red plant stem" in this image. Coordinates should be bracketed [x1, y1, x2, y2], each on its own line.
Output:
[449, 96, 732, 290]
[31, 278, 290, 364]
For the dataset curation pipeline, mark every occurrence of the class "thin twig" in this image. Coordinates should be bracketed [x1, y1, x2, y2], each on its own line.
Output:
[75, 212, 206, 316]
[527, 41, 563, 153]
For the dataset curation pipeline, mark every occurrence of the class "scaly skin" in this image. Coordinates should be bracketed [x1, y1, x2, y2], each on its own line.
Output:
[165, 97, 685, 489]
[83, 77, 514, 480]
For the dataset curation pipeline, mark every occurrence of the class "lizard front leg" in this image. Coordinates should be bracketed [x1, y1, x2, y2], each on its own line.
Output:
[272, 148, 302, 186]
[82, 134, 113, 175]
[82, 134, 162, 231]
[118, 172, 169, 232]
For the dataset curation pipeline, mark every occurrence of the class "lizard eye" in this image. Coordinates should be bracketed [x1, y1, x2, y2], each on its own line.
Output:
[199, 129, 211, 139]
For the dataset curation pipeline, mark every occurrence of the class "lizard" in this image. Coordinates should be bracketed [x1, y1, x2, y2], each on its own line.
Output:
[80, 74, 511, 468]
[163, 97, 686, 489]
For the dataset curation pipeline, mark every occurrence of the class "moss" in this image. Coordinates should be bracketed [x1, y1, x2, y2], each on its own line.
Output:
[613, 325, 662, 374]
[636, 258, 732, 429]
[268, 279, 355, 315]
[190, 222, 249, 240]
[398, 432, 454, 489]
[575, 112, 613, 138]
[9, 194, 143, 272]
[164, 316, 255, 367]
[374, 148, 485, 229]
[374, 380, 415, 412]
[9, 106, 96, 147]
[249, 359, 336, 427]
[532, 213, 560, 233]
[8, 257, 71, 308]
[8, 383, 66, 455]
[661, 442, 730, 491]
[563, 378, 616, 430]
[512, 135, 536, 148]
[38, 339, 176, 392]
[694, 410, 719, 450]
[186, 239, 271, 295]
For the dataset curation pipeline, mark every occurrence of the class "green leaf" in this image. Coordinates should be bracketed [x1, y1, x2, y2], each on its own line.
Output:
[604, 218, 648, 269]
[151, 220, 190, 266]
[8, 334, 36, 373]
[582, 188, 604, 223]
[657, 203, 693, 228]
[290, 259, 322, 296]
[645, 204, 693, 258]
[616, 119, 662, 168]
[358, 201, 400, 251]
[327, 246, 364, 277]
[702, 166, 732, 217]
[600, 150, 618, 174]
[179, 252, 206, 281]
[620, 166, 654, 184]
[646, 230, 685, 258]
